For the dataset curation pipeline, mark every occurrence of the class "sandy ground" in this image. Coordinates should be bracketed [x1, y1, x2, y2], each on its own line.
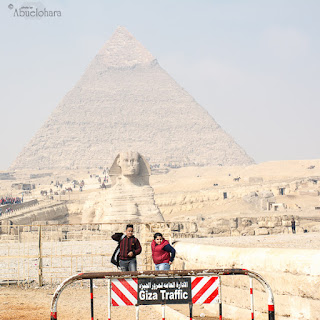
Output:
[181, 232, 320, 249]
[150, 159, 320, 193]
[0, 285, 224, 320]
[1, 160, 320, 319]
[1, 159, 320, 223]
[2, 159, 320, 197]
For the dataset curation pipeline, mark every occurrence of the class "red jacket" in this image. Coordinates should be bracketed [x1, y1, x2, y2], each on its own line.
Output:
[151, 239, 170, 264]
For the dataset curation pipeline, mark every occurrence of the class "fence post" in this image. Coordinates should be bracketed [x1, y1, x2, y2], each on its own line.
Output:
[107, 279, 111, 320]
[218, 276, 222, 320]
[250, 277, 254, 320]
[268, 304, 275, 320]
[90, 279, 94, 320]
[38, 225, 43, 286]
[189, 303, 193, 320]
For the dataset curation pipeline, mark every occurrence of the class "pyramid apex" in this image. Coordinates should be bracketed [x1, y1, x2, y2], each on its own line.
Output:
[114, 25, 131, 34]
[96, 26, 156, 68]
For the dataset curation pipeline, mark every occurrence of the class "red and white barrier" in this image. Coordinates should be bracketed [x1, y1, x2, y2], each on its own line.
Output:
[191, 276, 219, 304]
[111, 278, 138, 306]
[50, 269, 275, 320]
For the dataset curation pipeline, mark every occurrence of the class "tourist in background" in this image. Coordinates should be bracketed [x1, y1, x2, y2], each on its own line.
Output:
[291, 217, 296, 234]
[151, 232, 176, 270]
[111, 224, 142, 271]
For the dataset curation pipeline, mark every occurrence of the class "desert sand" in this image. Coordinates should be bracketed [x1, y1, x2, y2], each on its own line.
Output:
[0, 285, 224, 320]
[1, 159, 320, 319]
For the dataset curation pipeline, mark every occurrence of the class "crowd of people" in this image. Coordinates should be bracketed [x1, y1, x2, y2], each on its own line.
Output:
[0, 197, 23, 216]
[0, 207, 13, 216]
[0, 197, 23, 205]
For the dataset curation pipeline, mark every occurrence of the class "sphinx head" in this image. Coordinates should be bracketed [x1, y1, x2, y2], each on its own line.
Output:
[109, 151, 151, 186]
[117, 151, 140, 176]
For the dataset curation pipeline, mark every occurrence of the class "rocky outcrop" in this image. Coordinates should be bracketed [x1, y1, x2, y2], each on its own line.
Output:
[174, 242, 320, 320]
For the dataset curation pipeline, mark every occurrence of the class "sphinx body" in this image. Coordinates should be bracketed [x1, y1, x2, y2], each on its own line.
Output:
[82, 152, 164, 223]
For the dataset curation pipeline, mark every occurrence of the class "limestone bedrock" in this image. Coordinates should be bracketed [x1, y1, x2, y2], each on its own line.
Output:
[82, 151, 164, 223]
[174, 242, 320, 320]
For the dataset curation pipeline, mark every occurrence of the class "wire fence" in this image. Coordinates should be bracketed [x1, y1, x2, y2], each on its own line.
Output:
[0, 222, 198, 286]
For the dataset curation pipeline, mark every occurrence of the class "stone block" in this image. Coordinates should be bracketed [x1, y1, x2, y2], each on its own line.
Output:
[258, 220, 267, 228]
[185, 222, 198, 233]
[310, 225, 320, 232]
[170, 223, 181, 232]
[282, 220, 291, 227]
[268, 227, 284, 235]
[198, 227, 213, 235]
[229, 218, 238, 228]
[240, 218, 252, 227]
[231, 228, 240, 236]
[240, 228, 255, 236]
[10, 228, 18, 236]
[255, 228, 269, 235]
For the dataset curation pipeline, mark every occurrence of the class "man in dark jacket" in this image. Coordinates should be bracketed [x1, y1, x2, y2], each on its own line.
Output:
[112, 224, 142, 271]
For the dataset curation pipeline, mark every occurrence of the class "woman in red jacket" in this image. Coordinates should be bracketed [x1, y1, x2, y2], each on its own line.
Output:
[151, 232, 176, 270]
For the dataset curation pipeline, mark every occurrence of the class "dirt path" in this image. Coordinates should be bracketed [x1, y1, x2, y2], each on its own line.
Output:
[0, 286, 225, 320]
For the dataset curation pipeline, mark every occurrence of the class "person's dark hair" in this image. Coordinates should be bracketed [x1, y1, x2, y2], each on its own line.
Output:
[126, 224, 134, 230]
[154, 232, 163, 240]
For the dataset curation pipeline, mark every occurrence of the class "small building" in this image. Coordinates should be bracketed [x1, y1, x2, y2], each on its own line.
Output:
[11, 183, 35, 191]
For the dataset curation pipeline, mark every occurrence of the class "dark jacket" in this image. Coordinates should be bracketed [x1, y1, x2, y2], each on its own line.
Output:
[112, 233, 142, 261]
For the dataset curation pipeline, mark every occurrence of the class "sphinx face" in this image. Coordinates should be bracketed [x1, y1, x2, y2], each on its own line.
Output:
[118, 152, 140, 176]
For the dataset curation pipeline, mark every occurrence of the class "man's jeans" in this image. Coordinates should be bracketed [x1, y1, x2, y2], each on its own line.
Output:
[119, 258, 137, 271]
[155, 263, 170, 271]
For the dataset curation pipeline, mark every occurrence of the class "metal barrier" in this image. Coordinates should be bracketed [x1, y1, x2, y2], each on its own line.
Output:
[50, 269, 275, 320]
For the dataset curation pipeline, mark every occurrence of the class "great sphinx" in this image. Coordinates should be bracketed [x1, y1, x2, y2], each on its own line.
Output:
[82, 152, 164, 223]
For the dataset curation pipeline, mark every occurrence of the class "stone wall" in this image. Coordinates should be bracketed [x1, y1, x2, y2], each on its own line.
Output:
[0, 200, 38, 216]
[169, 215, 302, 238]
[0, 202, 68, 225]
[173, 242, 320, 320]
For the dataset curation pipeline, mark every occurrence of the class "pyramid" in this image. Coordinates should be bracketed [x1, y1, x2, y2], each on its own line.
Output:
[11, 27, 254, 170]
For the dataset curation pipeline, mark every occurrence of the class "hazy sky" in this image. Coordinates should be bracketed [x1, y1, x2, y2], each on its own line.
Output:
[1, 0, 319, 170]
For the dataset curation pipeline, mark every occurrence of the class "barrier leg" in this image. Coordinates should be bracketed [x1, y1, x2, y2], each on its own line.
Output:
[250, 277, 254, 320]
[90, 279, 94, 320]
[219, 276, 222, 320]
[268, 304, 275, 320]
[162, 304, 165, 320]
[189, 303, 193, 320]
[136, 305, 139, 320]
[107, 279, 111, 320]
